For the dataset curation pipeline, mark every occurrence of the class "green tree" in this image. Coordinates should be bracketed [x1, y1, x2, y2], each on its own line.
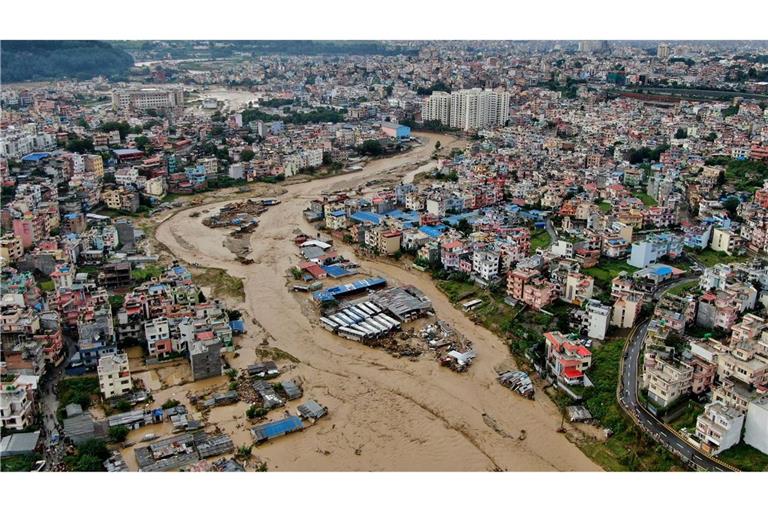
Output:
[456, 218, 472, 235]
[240, 149, 255, 162]
[108, 425, 130, 443]
[133, 136, 151, 152]
[723, 196, 740, 216]
[358, 140, 383, 156]
[674, 128, 688, 139]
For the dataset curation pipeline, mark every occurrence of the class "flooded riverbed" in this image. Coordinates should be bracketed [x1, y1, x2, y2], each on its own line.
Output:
[154, 131, 600, 471]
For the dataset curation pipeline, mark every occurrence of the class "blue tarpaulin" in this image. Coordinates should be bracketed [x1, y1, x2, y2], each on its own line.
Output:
[251, 415, 304, 442]
[321, 265, 351, 278]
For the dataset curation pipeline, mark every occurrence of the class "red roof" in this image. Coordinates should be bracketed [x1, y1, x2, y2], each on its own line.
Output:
[563, 367, 584, 379]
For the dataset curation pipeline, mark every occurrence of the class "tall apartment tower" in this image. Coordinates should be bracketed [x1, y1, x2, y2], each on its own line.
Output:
[449, 88, 510, 131]
[421, 91, 451, 126]
[657, 43, 671, 60]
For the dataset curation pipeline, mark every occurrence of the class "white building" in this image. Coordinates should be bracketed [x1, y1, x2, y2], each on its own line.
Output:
[97, 352, 132, 399]
[696, 402, 745, 455]
[585, 300, 611, 340]
[114, 167, 140, 186]
[421, 91, 451, 126]
[744, 395, 768, 455]
[422, 89, 510, 131]
[449, 88, 510, 131]
[629, 233, 683, 268]
[112, 88, 184, 111]
[550, 240, 574, 258]
[0, 376, 35, 430]
[472, 250, 500, 282]
[144, 317, 170, 357]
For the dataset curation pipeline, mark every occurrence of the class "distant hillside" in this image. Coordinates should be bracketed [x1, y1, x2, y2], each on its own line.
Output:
[1, 40, 133, 83]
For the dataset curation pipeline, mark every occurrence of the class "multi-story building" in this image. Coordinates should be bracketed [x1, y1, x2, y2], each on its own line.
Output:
[611, 291, 643, 329]
[583, 300, 611, 340]
[564, 272, 594, 306]
[695, 402, 745, 455]
[710, 227, 744, 256]
[189, 337, 223, 381]
[544, 331, 592, 386]
[97, 352, 132, 399]
[0, 235, 24, 263]
[744, 395, 768, 455]
[448, 88, 511, 131]
[629, 233, 683, 268]
[0, 375, 35, 430]
[112, 87, 184, 110]
[144, 317, 171, 357]
[421, 91, 451, 126]
[645, 357, 693, 408]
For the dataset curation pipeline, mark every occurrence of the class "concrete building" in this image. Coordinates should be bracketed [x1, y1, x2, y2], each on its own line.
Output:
[696, 402, 745, 455]
[744, 396, 768, 455]
[97, 352, 132, 399]
[189, 338, 223, 381]
[544, 331, 592, 386]
[710, 227, 744, 256]
[144, 317, 171, 357]
[448, 88, 511, 131]
[584, 300, 611, 340]
[0, 376, 35, 430]
[421, 91, 451, 126]
[629, 233, 683, 268]
[611, 291, 643, 329]
[646, 358, 693, 409]
[564, 272, 594, 306]
[112, 87, 184, 110]
[657, 43, 671, 60]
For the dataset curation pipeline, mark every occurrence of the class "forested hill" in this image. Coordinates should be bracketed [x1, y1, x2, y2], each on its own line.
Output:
[1, 41, 134, 82]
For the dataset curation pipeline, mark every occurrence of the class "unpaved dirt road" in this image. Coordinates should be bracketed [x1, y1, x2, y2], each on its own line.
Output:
[154, 132, 600, 471]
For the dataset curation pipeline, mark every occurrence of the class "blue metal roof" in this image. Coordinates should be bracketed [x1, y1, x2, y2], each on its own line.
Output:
[350, 211, 383, 225]
[312, 277, 386, 302]
[21, 152, 50, 162]
[419, 225, 446, 238]
[321, 265, 351, 278]
[252, 415, 304, 441]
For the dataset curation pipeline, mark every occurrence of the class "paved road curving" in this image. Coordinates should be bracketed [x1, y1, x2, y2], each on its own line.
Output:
[619, 276, 736, 472]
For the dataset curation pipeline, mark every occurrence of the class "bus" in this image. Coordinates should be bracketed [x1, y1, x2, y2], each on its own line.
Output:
[462, 299, 483, 312]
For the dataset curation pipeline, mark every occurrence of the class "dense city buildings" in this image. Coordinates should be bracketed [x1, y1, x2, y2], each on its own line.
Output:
[2, 38, 768, 478]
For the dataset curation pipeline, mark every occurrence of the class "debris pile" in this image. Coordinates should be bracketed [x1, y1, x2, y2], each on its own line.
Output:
[498, 370, 535, 399]
[202, 199, 270, 228]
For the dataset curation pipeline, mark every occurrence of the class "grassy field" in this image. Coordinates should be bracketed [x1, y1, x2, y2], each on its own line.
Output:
[667, 281, 699, 297]
[598, 202, 613, 213]
[633, 191, 658, 206]
[194, 267, 245, 301]
[38, 279, 55, 293]
[668, 400, 704, 431]
[435, 279, 477, 303]
[0, 454, 37, 472]
[583, 259, 636, 286]
[718, 442, 768, 471]
[694, 248, 749, 267]
[530, 229, 552, 254]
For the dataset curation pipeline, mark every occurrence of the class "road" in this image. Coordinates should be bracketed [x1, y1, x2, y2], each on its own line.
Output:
[545, 217, 558, 246]
[619, 276, 735, 472]
[38, 332, 79, 471]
